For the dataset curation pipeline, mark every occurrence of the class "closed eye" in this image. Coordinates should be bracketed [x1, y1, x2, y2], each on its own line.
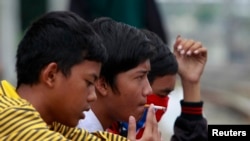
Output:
[158, 89, 173, 97]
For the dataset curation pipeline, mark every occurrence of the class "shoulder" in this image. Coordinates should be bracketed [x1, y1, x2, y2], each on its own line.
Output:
[0, 94, 35, 112]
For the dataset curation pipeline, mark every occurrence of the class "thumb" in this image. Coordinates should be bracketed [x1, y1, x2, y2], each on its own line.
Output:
[127, 115, 136, 141]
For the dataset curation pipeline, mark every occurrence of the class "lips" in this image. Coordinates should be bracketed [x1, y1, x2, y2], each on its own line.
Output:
[138, 104, 146, 114]
[83, 105, 91, 111]
[80, 111, 85, 119]
[85, 108, 90, 111]
[80, 106, 90, 119]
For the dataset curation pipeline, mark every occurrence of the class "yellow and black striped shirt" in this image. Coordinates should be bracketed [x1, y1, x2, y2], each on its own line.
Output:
[0, 80, 128, 141]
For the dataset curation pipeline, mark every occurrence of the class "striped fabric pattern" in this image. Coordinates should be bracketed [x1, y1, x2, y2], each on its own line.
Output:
[0, 80, 128, 141]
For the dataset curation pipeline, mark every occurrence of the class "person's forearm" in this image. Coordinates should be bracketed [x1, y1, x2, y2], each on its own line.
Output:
[181, 80, 201, 102]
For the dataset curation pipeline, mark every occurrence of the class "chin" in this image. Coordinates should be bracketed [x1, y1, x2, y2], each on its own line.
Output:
[134, 113, 144, 121]
[63, 120, 78, 127]
[136, 109, 147, 120]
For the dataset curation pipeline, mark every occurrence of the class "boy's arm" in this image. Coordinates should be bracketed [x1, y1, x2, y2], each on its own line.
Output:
[173, 35, 207, 102]
[171, 36, 208, 141]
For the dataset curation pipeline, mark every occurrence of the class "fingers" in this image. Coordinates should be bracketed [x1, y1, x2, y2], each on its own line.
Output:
[139, 104, 161, 141]
[144, 104, 156, 132]
[183, 40, 197, 55]
[127, 116, 136, 141]
[196, 47, 208, 62]
[174, 36, 206, 56]
[173, 35, 182, 53]
[193, 46, 207, 54]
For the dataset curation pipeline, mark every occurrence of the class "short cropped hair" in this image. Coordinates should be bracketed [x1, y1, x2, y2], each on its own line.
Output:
[16, 11, 107, 87]
[141, 29, 178, 83]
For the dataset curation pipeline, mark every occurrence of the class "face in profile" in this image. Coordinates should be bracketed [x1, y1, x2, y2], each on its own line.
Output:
[50, 60, 101, 127]
[104, 59, 153, 121]
[149, 74, 176, 120]
[151, 74, 176, 98]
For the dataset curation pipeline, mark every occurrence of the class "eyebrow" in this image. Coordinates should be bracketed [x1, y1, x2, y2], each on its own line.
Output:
[136, 69, 150, 75]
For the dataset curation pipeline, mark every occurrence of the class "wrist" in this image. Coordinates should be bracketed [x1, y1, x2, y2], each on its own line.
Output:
[181, 81, 201, 102]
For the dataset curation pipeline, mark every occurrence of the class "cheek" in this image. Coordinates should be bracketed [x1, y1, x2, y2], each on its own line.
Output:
[119, 79, 143, 94]
[116, 78, 145, 104]
[67, 84, 86, 105]
[120, 85, 142, 104]
[152, 84, 163, 93]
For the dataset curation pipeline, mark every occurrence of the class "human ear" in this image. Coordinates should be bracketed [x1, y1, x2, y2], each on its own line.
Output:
[95, 76, 109, 96]
[41, 62, 58, 87]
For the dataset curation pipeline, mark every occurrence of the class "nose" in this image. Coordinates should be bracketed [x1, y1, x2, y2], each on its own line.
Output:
[142, 78, 153, 96]
[87, 86, 97, 102]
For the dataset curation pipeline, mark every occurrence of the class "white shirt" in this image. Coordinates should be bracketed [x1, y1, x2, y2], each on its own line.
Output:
[77, 109, 104, 132]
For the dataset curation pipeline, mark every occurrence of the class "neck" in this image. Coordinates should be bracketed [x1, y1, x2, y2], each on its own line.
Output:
[17, 84, 53, 125]
[91, 101, 114, 130]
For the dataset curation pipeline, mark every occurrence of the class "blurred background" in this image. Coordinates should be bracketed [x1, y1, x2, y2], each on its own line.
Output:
[0, 0, 249, 140]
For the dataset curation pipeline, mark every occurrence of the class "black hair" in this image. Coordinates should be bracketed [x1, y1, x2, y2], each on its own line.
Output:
[16, 11, 107, 88]
[141, 29, 178, 83]
[91, 17, 155, 91]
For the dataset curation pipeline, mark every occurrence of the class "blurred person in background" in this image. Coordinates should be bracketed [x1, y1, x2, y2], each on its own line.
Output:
[69, 0, 169, 44]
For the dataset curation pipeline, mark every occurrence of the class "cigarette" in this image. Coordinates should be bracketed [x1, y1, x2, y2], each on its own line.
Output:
[144, 104, 166, 110]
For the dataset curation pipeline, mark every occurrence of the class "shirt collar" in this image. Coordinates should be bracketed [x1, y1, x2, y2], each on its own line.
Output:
[0, 80, 20, 99]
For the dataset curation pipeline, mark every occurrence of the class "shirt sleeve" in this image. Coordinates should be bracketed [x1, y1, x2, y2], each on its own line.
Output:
[0, 104, 128, 141]
[52, 122, 128, 141]
[170, 100, 208, 141]
[1, 104, 69, 140]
